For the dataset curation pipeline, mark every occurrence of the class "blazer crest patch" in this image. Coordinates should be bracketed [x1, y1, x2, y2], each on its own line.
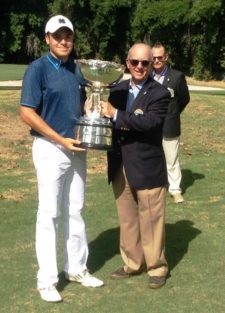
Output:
[134, 108, 144, 116]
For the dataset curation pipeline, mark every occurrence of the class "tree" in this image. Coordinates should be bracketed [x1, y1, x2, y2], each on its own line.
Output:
[48, 0, 134, 61]
[0, 0, 224, 80]
[188, 0, 225, 79]
[0, 0, 49, 63]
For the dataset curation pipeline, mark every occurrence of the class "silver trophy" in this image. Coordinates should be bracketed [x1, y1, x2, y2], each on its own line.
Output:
[75, 59, 125, 150]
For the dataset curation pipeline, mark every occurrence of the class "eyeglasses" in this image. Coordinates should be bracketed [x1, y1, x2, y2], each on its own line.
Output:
[153, 56, 165, 62]
[128, 59, 151, 67]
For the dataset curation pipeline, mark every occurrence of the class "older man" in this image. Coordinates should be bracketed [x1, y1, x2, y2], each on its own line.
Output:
[102, 43, 170, 289]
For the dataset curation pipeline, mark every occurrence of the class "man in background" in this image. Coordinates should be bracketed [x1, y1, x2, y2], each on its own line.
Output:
[151, 42, 190, 203]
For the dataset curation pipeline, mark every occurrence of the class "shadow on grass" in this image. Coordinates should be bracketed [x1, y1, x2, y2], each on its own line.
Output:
[57, 272, 70, 292]
[166, 220, 201, 276]
[55, 220, 201, 290]
[87, 219, 201, 277]
[54, 228, 119, 292]
[181, 169, 205, 194]
[88, 227, 120, 273]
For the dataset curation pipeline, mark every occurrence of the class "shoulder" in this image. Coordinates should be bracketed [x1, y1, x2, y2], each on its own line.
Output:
[110, 79, 129, 90]
[25, 55, 47, 75]
[22, 55, 47, 85]
[146, 77, 170, 96]
[30, 55, 47, 67]
[109, 79, 129, 96]
[167, 67, 185, 79]
[108, 79, 129, 103]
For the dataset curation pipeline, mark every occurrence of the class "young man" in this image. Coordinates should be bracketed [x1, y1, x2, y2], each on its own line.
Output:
[151, 43, 190, 203]
[101, 43, 170, 289]
[20, 15, 103, 303]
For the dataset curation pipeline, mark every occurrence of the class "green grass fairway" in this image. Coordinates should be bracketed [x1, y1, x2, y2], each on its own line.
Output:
[0, 90, 225, 312]
[0, 64, 27, 81]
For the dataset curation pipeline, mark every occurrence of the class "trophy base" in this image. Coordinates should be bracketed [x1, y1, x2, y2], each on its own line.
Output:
[75, 142, 112, 151]
[75, 116, 113, 151]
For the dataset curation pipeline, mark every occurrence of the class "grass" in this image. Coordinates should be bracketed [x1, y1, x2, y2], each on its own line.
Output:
[1, 90, 225, 312]
[1, 63, 225, 89]
[0, 64, 27, 81]
[190, 90, 225, 96]
[186, 76, 225, 89]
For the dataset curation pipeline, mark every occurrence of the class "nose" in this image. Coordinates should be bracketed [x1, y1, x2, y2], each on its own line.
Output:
[60, 38, 67, 44]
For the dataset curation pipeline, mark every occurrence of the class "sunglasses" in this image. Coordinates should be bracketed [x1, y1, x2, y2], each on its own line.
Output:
[153, 56, 165, 62]
[128, 59, 151, 67]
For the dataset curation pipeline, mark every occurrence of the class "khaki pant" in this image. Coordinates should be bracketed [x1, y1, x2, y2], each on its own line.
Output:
[112, 166, 168, 277]
[163, 136, 182, 195]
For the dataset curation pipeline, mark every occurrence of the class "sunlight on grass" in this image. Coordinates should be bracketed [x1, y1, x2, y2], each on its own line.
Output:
[0, 90, 225, 312]
[0, 64, 27, 81]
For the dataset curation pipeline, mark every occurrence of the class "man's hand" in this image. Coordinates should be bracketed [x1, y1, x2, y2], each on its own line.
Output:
[62, 138, 86, 152]
[20, 106, 86, 152]
[84, 96, 93, 116]
[101, 101, 116, 118]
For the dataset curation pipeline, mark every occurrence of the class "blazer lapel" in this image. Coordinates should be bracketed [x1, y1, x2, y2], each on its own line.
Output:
[162, 68, 171, 87]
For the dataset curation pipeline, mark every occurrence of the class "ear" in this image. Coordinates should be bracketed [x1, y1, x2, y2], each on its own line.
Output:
[126, 59, 130, 70]
[45, 34, 50, 45]
[164, 54, 169, 61]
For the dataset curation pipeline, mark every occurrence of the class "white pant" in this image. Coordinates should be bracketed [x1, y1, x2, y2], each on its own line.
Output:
[162, 137, 182, 195]
[32, 137, 88, 288]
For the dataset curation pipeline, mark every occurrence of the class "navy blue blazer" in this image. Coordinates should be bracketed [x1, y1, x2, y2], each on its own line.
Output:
[161, 68, 190, 138]
[107, 76, 170, 190]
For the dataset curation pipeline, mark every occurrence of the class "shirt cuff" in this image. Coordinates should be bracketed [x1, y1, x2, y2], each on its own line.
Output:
[113, 109, 118, 122]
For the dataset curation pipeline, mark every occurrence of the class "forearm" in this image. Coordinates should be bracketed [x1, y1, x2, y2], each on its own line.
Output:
[19, 106, 84, 151]
[20, 106, 63, 142]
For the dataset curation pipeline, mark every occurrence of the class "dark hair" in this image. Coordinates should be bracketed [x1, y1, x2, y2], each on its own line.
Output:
[152, 42, 167, 54]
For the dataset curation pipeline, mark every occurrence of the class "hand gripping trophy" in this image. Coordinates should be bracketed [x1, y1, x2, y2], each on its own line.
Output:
[75, 59, 125, 150]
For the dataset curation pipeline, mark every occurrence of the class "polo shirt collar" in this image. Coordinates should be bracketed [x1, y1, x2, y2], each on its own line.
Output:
[46, 52, 64, 70]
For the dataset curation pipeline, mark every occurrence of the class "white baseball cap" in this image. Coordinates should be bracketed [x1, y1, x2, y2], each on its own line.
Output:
[45, 15, 74, 34]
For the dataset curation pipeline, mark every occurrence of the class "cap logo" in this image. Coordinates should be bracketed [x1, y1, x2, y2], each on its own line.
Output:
[58, 18, 66, 24]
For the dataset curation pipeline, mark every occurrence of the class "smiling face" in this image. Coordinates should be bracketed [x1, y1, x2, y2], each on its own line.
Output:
[45, 27, 74, 62]
[152, 46, 168, 74]
[126, 43, 153, 85]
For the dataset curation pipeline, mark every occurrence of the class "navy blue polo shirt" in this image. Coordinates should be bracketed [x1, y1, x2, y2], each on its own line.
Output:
[20, 53, 84, 138]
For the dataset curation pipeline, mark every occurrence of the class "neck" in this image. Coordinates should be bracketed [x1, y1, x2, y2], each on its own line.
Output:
[131, 78, 147, 86]
[154, 66, 166, 75]
[49, 51, 69, 63]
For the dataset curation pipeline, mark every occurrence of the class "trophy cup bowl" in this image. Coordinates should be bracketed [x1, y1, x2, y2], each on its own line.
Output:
[75, 59, 125, 150]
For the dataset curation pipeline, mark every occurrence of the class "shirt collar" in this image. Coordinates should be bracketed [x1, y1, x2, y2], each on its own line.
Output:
[46, 52, 65, 70]
[152, 65, 168, 78]
[129, 78, 147, 90]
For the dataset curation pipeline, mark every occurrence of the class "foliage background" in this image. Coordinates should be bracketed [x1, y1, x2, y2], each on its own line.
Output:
[0, 0, 225, 80]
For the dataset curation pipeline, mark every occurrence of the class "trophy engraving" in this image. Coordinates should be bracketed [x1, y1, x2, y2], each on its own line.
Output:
[75, 59, 125, 150]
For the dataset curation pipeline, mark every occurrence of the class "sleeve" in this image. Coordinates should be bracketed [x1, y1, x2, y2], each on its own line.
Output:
[177, 73, 190, 113]
[20, 62, 42, 109]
